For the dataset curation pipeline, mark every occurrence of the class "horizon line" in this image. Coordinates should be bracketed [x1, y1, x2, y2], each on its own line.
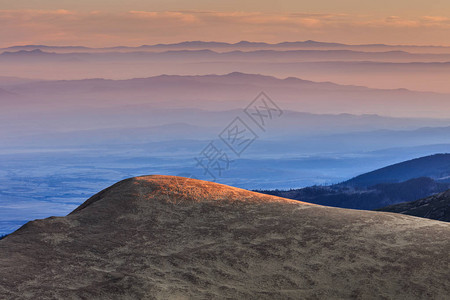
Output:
[3, 40, 450, 49]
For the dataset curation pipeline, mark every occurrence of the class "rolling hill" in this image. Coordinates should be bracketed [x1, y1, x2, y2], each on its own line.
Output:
[0, 175, 449, 299]
[343, 153, 450, 187]
[260, 154, 450, 210]
[378, 189, 450, 222]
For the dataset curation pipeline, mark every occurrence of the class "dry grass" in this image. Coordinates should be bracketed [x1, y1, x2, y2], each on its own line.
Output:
[0, 175, 449, 299]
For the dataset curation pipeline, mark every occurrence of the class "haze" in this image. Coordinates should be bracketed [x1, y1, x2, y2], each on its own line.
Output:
[1, 0, 450, 47]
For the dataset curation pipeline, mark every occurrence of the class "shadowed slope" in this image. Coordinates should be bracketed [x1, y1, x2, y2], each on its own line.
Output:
[344, 153, 450, 187]
[0, 175, 449, 299]
[378, 189, 450, 222]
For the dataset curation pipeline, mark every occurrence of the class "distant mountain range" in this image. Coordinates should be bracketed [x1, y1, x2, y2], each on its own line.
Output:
[3, 40, 450, 52]
[259, 154, 450, 210]
[2, 72, 449, 118]
[2, 41, 450, 92]
[3, 48, 450, 63]
[1, 73, 450, 153]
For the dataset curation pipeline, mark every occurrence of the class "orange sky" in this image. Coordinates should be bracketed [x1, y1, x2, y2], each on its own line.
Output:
[1, 1, 450, 47]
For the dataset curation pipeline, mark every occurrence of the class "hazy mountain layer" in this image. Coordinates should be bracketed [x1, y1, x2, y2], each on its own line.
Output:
[2, 73, 450, 119]
[3, 40, 450, 53]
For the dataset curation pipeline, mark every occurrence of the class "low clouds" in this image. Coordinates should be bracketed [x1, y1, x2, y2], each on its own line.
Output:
[0, 9, 449, 46]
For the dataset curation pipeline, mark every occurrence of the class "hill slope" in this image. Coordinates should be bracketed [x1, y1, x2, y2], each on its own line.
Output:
[262, 177, 450, 210]
[0, 175, 449, 299]
[378, 189, 450, 222]
[260, 154, 450, 210]
[343, 153, 450, 187]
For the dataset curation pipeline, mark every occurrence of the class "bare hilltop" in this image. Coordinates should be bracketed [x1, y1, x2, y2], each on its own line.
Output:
[1, 175, 449, 299]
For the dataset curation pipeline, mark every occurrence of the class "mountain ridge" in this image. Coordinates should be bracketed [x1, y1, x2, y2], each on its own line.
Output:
[3, 48, 450, 64]
[4, 72, 429, 94]
[344, 153, 450, 187]
[3, 40, 450, 52]
[259, 154, 450, 210]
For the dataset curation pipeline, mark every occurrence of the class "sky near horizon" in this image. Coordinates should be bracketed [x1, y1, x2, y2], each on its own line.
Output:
[1, 0, 450, 47]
